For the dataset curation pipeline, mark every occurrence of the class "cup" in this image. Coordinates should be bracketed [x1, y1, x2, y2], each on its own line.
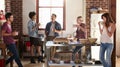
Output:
[73, 24, 79, 27]
[70, 61, 74, 64]
[49, 60, 53, 63]
[15, 31, 18, 36]
[99, 21, 104, 25]
[60, 60, 64, 64]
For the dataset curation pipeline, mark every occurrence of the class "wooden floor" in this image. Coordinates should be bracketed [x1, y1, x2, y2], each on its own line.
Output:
[6, 58, 120, 67]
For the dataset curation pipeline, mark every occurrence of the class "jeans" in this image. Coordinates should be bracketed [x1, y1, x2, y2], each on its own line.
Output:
[99, 43, 114, 67]
[6, 44, 23, 67]
[72, 46, 83, 61]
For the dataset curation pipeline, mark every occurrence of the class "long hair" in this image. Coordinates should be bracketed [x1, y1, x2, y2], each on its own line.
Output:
[101, 13, 114, 28]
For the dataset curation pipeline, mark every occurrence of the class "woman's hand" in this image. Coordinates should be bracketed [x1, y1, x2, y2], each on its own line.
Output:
[73, 24, 79, 27]
[98, 21, 101, 26]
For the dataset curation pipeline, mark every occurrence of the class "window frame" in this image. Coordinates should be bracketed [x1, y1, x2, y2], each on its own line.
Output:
[36, 0, 66, 30]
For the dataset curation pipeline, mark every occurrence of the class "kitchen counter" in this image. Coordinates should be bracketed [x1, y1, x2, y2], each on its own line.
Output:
[45, 41, 102, 67]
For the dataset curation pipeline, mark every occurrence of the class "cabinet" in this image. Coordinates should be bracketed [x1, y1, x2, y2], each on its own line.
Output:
[21, 35, 45, 58]
[45, 41, 102, 67]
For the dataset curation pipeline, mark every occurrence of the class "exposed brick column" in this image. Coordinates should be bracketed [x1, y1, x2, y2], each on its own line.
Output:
[5, 0, 11, 12]
[5, 0, 23, 36]
[10, 0, 23, 36]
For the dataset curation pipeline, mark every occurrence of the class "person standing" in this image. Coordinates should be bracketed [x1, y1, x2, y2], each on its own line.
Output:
[28, 11, 44, 63]
[45, 14, 61, 60]
[98, 13, 116, 67]
[1, 12, 23, 67]
[72, 16, 87, 67]
[45, 13, 61, 41]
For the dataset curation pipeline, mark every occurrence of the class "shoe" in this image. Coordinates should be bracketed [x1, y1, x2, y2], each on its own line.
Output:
[38, 56, 45, 63]
[72, 66, 75, 67]
[30, 58, 36, 63]
[78, 66, 82, 67]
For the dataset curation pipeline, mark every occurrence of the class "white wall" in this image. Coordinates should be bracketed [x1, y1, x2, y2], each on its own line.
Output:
[22, 0, 86, 36]
[116, 0, 120, 57]
[22, 0, 36, 34]
[65, 0, 85, 36]
[0, 0, 5, 11]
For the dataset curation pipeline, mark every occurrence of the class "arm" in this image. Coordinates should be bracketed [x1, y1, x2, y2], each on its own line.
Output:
[32, 23, 40, 30]
[106, 23, 116, 37]
[1, 25, 16, 36]
[2, 30, 12, 36]
[55, 29, 61, 34]
[79, 24, 87, 33]
[98, 21, 103, 34]
[82, 25, 87, 39]
[28, 22, 39, 33]
[85, 29, 87, 39]
[54, 23, 62, 34]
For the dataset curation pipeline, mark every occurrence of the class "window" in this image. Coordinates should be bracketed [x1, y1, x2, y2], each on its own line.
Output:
[37, 0, 65, 29]
[0, 0, 5, 11]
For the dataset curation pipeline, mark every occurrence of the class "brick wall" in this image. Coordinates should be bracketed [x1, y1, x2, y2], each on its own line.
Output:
[5, 0, 23, 36]
[86, 0, 110, 37]
[5, 0, 11, 12]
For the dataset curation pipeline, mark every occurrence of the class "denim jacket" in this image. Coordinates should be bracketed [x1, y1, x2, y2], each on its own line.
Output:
[45, 21, 61, 37]
[28, 20, 38, 38]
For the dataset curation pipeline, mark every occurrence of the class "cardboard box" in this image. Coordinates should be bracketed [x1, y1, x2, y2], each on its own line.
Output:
[0, 59, 5, 67]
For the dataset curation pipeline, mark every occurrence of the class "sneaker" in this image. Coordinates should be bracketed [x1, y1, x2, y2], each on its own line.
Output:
[38, 56, 45, 63]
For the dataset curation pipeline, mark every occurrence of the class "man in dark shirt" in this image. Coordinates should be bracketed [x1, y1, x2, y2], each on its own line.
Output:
[45, 14, 61, 59]
[45, 13, 61, 41]
[2, 12, 23, 67]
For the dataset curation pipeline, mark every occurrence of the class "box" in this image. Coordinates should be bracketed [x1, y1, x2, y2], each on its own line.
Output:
[25, 41, 31, 51]
[0, 59, 5, 67]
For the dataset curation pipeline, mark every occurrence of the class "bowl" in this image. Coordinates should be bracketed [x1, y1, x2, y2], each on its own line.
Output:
[88, 38, 97, 44]
[60, 60, 64, 64]
[79, 39, 88, 44]
[53, 37, 69, 44]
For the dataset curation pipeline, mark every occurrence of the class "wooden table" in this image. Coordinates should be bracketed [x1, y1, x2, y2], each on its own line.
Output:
[45, 41, 103, 67]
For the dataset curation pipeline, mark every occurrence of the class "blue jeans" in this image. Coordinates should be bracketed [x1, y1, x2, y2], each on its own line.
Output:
[72, 46, 83, 61]
[6, 44, 23, 67]
[99, 43, 114, 67]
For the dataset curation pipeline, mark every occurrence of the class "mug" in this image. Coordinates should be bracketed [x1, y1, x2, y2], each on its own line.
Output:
[15, 31, 18, 36]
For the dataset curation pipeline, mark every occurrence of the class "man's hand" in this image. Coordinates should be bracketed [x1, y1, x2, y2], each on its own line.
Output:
[12, 31, 18, 36]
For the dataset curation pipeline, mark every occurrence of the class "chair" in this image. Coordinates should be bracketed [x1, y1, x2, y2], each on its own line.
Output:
[0, 43, 13, 67]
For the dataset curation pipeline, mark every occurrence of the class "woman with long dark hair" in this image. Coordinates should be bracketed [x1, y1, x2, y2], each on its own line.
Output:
[98, 13, 116, 67]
